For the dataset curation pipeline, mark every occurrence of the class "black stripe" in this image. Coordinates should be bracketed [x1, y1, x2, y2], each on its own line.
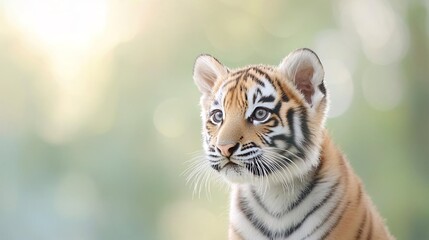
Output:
[270, 108, 283, 128]
[252, 88, 263, 105]
[251, 67, 275, 87]
[239, 85, 248, 97]
[265, 118, 279, 129]
[268, 134, 293, 150]
[281, 91, 290, 102]
[241, 142, 257, 151]
[236, 150, 258, 157]
[319, 81, 327, 95]
[272, 101, 282, 117]
[355, 209, 367, 240]
[244, 72, 265, 87]
[211, 164, 220, 171]
[353, 185, 365, 239]
[356, 185, 363, 204]
[319, 201, 351, 240]
[286, 108, 296, 145]
[250, 75, 265, 87]
[258, 95, 275, 103]
[222, 75, 241, 88]
[208, 158, 219, 163]
[231, 69, 246, 77]
[252, 91, 257, 104]
[256, 133, 270, 145]
[298, 106, 311, 147]
[260, 65, 275, 72]
[366, 215, 373, 239]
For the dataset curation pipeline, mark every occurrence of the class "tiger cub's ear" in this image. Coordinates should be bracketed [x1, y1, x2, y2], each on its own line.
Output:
[193, 54, 229, 96]
[279, 48, 326, 107]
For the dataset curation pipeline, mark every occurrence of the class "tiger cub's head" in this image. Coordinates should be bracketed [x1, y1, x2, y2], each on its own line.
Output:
[193, 48, 328, 185]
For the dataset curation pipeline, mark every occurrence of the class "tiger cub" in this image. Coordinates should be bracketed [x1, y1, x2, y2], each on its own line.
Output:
[192, 48, 394, 240]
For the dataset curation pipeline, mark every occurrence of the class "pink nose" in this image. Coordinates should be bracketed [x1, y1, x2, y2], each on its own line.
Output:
[217, 143, 238, 157]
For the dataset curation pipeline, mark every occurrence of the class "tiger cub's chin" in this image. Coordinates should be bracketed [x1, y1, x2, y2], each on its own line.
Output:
[220, 166, 249, 184]
[191, 48, 394, 240]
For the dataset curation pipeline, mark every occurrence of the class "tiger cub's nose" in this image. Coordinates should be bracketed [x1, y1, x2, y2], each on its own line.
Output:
[217, 143, 239, 157]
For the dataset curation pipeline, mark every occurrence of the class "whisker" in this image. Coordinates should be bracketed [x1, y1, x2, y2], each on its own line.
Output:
[263, 147, 310, 182]
[183, 153, 219, 199]
[264, 151, 302, 182]
[260, 156, 289, 196]
[261, 155, 294, 195]
[265, 146, 311, 170]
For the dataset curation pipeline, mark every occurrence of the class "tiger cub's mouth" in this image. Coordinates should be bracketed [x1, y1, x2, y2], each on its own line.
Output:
[220, 159, 245, 170]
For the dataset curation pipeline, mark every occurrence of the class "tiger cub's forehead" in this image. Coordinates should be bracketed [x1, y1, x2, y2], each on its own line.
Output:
[212, 66, 281, 114]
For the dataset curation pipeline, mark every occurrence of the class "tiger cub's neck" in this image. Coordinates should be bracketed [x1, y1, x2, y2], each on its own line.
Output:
[228, 133, 358, 240]
[231, 164, 320, 220]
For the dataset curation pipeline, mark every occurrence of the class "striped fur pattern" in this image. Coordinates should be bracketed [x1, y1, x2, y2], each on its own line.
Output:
[191, 48, 394, 240]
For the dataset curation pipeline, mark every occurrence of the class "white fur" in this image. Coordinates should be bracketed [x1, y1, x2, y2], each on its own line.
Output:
[293, 111, 304, 147]
[230, 171, 342, 240]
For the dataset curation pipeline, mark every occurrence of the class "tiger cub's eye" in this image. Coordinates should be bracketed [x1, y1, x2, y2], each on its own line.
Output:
[252, 107, 270, 122]
[210, 110, 223, 124]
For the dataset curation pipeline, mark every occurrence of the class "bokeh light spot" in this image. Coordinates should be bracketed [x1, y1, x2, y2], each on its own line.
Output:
[324, 59, 354, 118]
[362, 66, 403, 111]
[4, 0, 107, 48]
[339, 0, 409, 65]
[314, 29, 359, 73]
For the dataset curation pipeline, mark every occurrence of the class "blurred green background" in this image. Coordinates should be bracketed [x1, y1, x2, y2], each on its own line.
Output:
[0, 0, 428, 239]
